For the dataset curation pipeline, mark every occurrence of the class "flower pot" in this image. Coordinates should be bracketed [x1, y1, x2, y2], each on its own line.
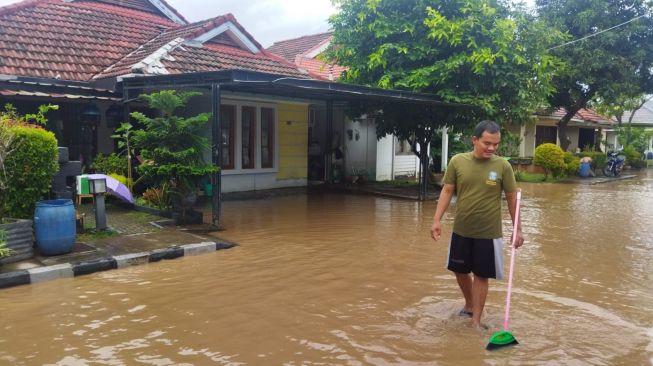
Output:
[0, 218, 34, 265]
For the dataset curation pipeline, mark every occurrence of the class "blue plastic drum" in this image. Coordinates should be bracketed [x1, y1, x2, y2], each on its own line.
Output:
[579, 162, 592, 178]
[34, 199, 76, 255]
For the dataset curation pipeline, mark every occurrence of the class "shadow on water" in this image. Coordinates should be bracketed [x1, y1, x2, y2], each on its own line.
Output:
[0, 170, 652, 365]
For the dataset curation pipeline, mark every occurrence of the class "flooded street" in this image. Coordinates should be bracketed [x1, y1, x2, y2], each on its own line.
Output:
[1, 170, 652, 365]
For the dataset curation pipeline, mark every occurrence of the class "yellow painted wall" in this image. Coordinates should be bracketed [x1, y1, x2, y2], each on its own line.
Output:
[277, 103, 308, 179]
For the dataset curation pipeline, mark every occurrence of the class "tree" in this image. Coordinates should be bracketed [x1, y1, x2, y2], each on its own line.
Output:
[111, 122, 135, 191]
[536, 0, 653, 151]
[130, 90, 218, 223]
[594, 94, 653, 147]
[328, 0, 561, 198]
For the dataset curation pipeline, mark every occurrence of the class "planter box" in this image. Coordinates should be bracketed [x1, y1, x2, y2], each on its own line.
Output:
[0, 218, 34, 265]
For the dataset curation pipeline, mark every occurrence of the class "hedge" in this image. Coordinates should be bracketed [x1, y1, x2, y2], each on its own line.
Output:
[0, 124, 58, 219]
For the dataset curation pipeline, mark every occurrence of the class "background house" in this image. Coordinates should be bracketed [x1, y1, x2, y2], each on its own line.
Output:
[502, 108, 615, 157]
[606, 98, 653, 155]
[0, 0, 315, 192]
[1, 0, 462, 202]
[267, 32, 423, 181]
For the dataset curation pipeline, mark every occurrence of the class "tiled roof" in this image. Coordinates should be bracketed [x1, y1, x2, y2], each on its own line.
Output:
[267, 32, 333, 62]
[266, 31, 346, 80]
[82, 0, 187, 24]
[0, 0, 178, 81]
[295, 57, 347, 81]
[162, 44, 308, 78]
[544, 108, 615, 124]
[96, 14, 309, 79]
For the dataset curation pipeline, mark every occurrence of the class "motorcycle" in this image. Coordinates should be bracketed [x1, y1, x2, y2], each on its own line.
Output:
[603, 150, 626, 177]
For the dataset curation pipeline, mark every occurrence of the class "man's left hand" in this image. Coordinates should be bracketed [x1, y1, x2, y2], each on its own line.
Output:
[513, 229, 525, 248]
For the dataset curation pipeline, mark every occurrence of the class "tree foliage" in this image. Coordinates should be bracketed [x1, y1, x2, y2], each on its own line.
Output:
[328, 0, 561, 125]
[130, 90, 218, 217]
[536, 0, 653, 150]
[327, 0, 561, 198]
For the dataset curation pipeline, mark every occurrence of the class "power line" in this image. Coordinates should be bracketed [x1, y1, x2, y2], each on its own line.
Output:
[547, 12, 649, 51]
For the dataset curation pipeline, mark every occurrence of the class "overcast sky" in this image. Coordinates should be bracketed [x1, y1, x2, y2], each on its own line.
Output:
[0, 0, 337, 48]
[0, 0, 538, 48]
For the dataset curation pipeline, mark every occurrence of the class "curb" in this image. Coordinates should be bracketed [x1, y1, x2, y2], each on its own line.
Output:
[0, 241, 236, 290]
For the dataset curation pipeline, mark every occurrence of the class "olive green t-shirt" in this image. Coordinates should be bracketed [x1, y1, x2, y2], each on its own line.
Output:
[442, 152, 517, 239]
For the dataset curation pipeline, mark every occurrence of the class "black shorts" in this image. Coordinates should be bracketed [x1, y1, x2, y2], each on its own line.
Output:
[446, 232, 504, 279]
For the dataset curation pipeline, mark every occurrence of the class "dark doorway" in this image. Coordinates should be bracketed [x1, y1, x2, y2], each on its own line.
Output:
[578, 128, 595, 151]
[536, 126, 557, 147]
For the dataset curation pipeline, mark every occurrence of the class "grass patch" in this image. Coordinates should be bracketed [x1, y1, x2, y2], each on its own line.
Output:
[515, 171, 564, 182]
[375, 178, 419, 187]
[77, 229, 120, 243]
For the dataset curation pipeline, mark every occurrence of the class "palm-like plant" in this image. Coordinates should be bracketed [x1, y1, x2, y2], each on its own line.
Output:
[130, 90, 218, 222]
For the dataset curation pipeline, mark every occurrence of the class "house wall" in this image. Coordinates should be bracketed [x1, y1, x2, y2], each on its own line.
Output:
[375, 135, 393, 181]
[566, 128, 580, 152]
[277, 102, 308, 180]
[343, 117, 377, 179]
[186, 93, 310, 193]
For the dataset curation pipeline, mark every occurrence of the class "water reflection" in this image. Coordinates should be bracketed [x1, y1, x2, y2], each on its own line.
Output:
[0, 170, 652, 365]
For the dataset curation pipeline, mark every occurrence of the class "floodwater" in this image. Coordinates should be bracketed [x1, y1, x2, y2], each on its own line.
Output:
[1, 170, 652, 366]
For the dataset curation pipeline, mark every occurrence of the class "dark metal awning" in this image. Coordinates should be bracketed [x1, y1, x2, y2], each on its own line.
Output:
[0, 75, 121, 101]
[120, 69, 468, 108]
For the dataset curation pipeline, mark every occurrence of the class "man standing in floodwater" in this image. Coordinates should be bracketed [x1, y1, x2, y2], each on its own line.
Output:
[430, 120, 524, 329]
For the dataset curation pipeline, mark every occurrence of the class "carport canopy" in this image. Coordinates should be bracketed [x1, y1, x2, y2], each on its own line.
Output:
[120, 69, 472, 226]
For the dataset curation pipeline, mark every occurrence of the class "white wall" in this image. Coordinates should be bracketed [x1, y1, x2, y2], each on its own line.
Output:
[343, 117, 377, 178]
[375, 134, 393, 181]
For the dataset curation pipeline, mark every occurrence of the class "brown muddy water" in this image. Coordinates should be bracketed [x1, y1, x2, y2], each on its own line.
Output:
[1, 170, 652, 365]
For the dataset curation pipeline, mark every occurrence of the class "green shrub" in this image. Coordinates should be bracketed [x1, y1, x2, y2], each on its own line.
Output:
[623, 145, 645, 169]
[0, 124, 58, 219]
[131, 90, 218, 222]
[534, 143, 566, 180]
[497, 127, 522, 157]
[92, 153, 128, 176]
[563, 152, 580, 176]
[0, 230, 11, 257]
[579, 148, 607, 174]
[142, 184, 172, 211]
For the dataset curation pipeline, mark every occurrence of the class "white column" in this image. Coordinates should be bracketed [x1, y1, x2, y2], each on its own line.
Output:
[441, 126, 449, 172]
[519, 124, 526, 157]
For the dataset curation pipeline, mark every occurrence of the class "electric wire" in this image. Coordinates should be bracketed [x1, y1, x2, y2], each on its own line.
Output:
[547, 12, 650, 51]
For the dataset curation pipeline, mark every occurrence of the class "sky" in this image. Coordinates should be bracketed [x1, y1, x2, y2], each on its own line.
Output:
[0, 0, 337, 48]
[0, 0, 538, 48]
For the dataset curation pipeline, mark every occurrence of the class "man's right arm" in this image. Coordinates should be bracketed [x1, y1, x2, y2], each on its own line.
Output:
[431, 183, 455, 241]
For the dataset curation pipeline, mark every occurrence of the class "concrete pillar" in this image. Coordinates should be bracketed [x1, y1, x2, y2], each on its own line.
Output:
[441, 126, 449, 172]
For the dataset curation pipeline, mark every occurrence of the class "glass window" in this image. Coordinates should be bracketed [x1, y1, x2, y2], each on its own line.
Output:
[220, 105, 235, 170]
[241, 106, 256, 169]
[261, 107, 274, 168]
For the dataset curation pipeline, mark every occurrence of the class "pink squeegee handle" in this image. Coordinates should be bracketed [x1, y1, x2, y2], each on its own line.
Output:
[503, 188, 521, 331]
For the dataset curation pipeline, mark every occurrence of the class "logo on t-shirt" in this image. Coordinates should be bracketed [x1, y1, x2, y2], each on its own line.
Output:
[486, 171, 498, 186]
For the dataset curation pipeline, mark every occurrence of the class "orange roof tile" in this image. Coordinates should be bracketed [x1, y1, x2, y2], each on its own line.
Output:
[96, 14, 308, 79]
[0, 0, 178, 81]
[267, 32, 333, 62]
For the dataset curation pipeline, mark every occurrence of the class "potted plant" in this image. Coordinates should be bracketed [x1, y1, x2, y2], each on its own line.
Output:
[129, 90, 218, 224]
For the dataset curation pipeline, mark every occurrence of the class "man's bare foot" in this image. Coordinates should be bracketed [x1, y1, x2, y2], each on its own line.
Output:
[458, 308, 473, 317]
[471, 322, 490, 331]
